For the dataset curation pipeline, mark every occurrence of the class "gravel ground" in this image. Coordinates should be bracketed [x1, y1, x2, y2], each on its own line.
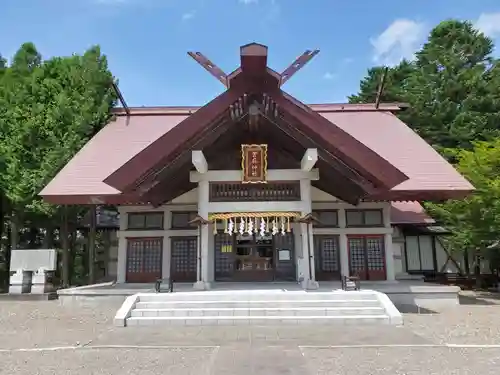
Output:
[1, 297, 500, 374]
[405, 305, 500, 345]
[300, 347, 500, 375]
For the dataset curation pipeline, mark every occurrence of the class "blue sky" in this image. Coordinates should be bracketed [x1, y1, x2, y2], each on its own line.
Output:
[1, 0, 500, 106]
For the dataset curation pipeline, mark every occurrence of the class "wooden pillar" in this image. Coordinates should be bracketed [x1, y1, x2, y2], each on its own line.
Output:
[194, 180, 211, 290]
[298, 179, 318, 290]
[60, 206, 70, 287]
[88, 205, 97, 285]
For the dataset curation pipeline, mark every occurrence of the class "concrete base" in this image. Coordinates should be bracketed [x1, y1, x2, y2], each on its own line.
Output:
[363, 283, 460, 310]
[301, 279, 319, 290]
[8, 284, 31, 294]
[0, 292, 57, 301]
[31, 284, 55, 294]
[193, 281, 212, 290]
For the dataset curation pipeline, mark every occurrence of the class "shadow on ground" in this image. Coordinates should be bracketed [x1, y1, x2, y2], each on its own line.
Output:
[459, 294, 499, 305]
[396, 304, 438, 314]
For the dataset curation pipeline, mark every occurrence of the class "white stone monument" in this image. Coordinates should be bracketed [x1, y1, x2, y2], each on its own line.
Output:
[9, 249, 57, 295]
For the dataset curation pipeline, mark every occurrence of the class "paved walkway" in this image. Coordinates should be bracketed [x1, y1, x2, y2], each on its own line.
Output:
[1, 296, 500, 374]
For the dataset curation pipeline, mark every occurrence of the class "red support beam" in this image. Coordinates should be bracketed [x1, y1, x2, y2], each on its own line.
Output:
[138, 114, 238, 193]
[104, 86, 245, 193]
[269, 90, 409, 190]
[280, 50, 320, 86]
[187, 52, 228, 87]
[146, 169, 195, 207]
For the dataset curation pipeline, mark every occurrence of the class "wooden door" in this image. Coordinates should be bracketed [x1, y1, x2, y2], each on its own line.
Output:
[214, 232, 235, 281]
[314, 235, 341, 281]
[126, 237, 163, 283]
[170, 237, 197, 282]
[273, 232, 296, 281]
[348, 235, 386, 281]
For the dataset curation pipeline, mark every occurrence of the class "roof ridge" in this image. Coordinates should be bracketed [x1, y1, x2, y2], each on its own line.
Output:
[111, 102, 409, 116]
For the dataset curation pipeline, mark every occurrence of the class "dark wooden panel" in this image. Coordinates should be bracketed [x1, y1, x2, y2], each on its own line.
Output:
[214, 232, 235, 281]
[209, 182, 300, 202]
[348, 235, 386, 281]
[273, 232, 296, 281]
[126, 237, 163, 283]
[170, 237, 197, 282]
[314, 235, 341, 281]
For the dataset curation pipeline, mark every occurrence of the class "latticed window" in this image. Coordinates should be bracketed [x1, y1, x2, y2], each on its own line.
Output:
[125, 238, 163, 282]
[170, 237, 197, 282]
[345, 209, 383, 227]
[312, 210, 339, 227]
[171, 212, 198, 229]
[127, 212, 164, 230]
[348, 235, 385, 280]
[318, 238, 339, 272]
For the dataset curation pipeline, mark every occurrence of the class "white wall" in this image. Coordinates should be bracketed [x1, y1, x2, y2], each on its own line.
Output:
[116, 173, 397, 283]
[310, 187, 394, 281]
[116, 189, 198, 283]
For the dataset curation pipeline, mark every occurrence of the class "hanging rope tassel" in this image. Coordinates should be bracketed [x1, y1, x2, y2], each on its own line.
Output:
[247, 216, 254, 235]
[239, 217, 245, 235]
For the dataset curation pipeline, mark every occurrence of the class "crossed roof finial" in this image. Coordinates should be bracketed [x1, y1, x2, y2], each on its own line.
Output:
[187, 43, 320, 88]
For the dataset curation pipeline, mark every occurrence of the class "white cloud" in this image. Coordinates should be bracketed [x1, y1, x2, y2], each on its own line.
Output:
[239, 0, 259, 4]
[323, 72, 337, 80]
[370, 19, 426, 66]
[182, 12, 195, 21]
[343, 57, 353, 64]
[474, 12, 500, 38]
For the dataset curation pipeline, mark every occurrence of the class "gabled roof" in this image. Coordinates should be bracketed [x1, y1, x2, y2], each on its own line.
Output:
[40, 43, 472, 205]
[40, 105, 472, 204]
[96, 44, 408, 205]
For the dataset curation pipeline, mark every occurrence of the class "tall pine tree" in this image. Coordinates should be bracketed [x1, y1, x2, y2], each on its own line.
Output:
[350, 20, 500, 153]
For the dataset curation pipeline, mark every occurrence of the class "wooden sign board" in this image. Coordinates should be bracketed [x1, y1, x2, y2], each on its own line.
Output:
[241, 144, 268, 183]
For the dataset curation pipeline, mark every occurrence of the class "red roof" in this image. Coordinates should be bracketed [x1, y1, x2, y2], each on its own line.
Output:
[40, 113, 187, 198]
[390, 201, 435, 225]
[40, 104, 473, 203]
[320, 111, 473, 194]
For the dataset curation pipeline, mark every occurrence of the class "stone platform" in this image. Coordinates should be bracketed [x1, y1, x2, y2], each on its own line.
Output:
[57, 280, 460, 313]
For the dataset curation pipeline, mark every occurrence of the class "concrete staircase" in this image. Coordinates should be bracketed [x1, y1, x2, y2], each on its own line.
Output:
[114, 289, 403, 327]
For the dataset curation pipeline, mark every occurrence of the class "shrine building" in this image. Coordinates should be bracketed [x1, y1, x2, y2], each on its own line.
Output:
[40, 43, 473, 289]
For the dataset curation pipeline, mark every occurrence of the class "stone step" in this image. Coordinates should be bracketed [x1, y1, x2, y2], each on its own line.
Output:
[138, 291, 378, 302]
[134, 299, 381, 309]
[130, 306, 386, 318]
[126, 315, 391, 326]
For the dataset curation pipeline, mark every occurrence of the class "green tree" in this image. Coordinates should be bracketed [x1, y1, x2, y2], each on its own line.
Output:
[1, 44, 115, 216]
[348, 60, 414, 104]
[426, 140, 500, 276]
[350, 20, 500, 153]
[0, 43, 116, 285]
[402, 20, 500, 151]
[0, 54, 6, 74]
